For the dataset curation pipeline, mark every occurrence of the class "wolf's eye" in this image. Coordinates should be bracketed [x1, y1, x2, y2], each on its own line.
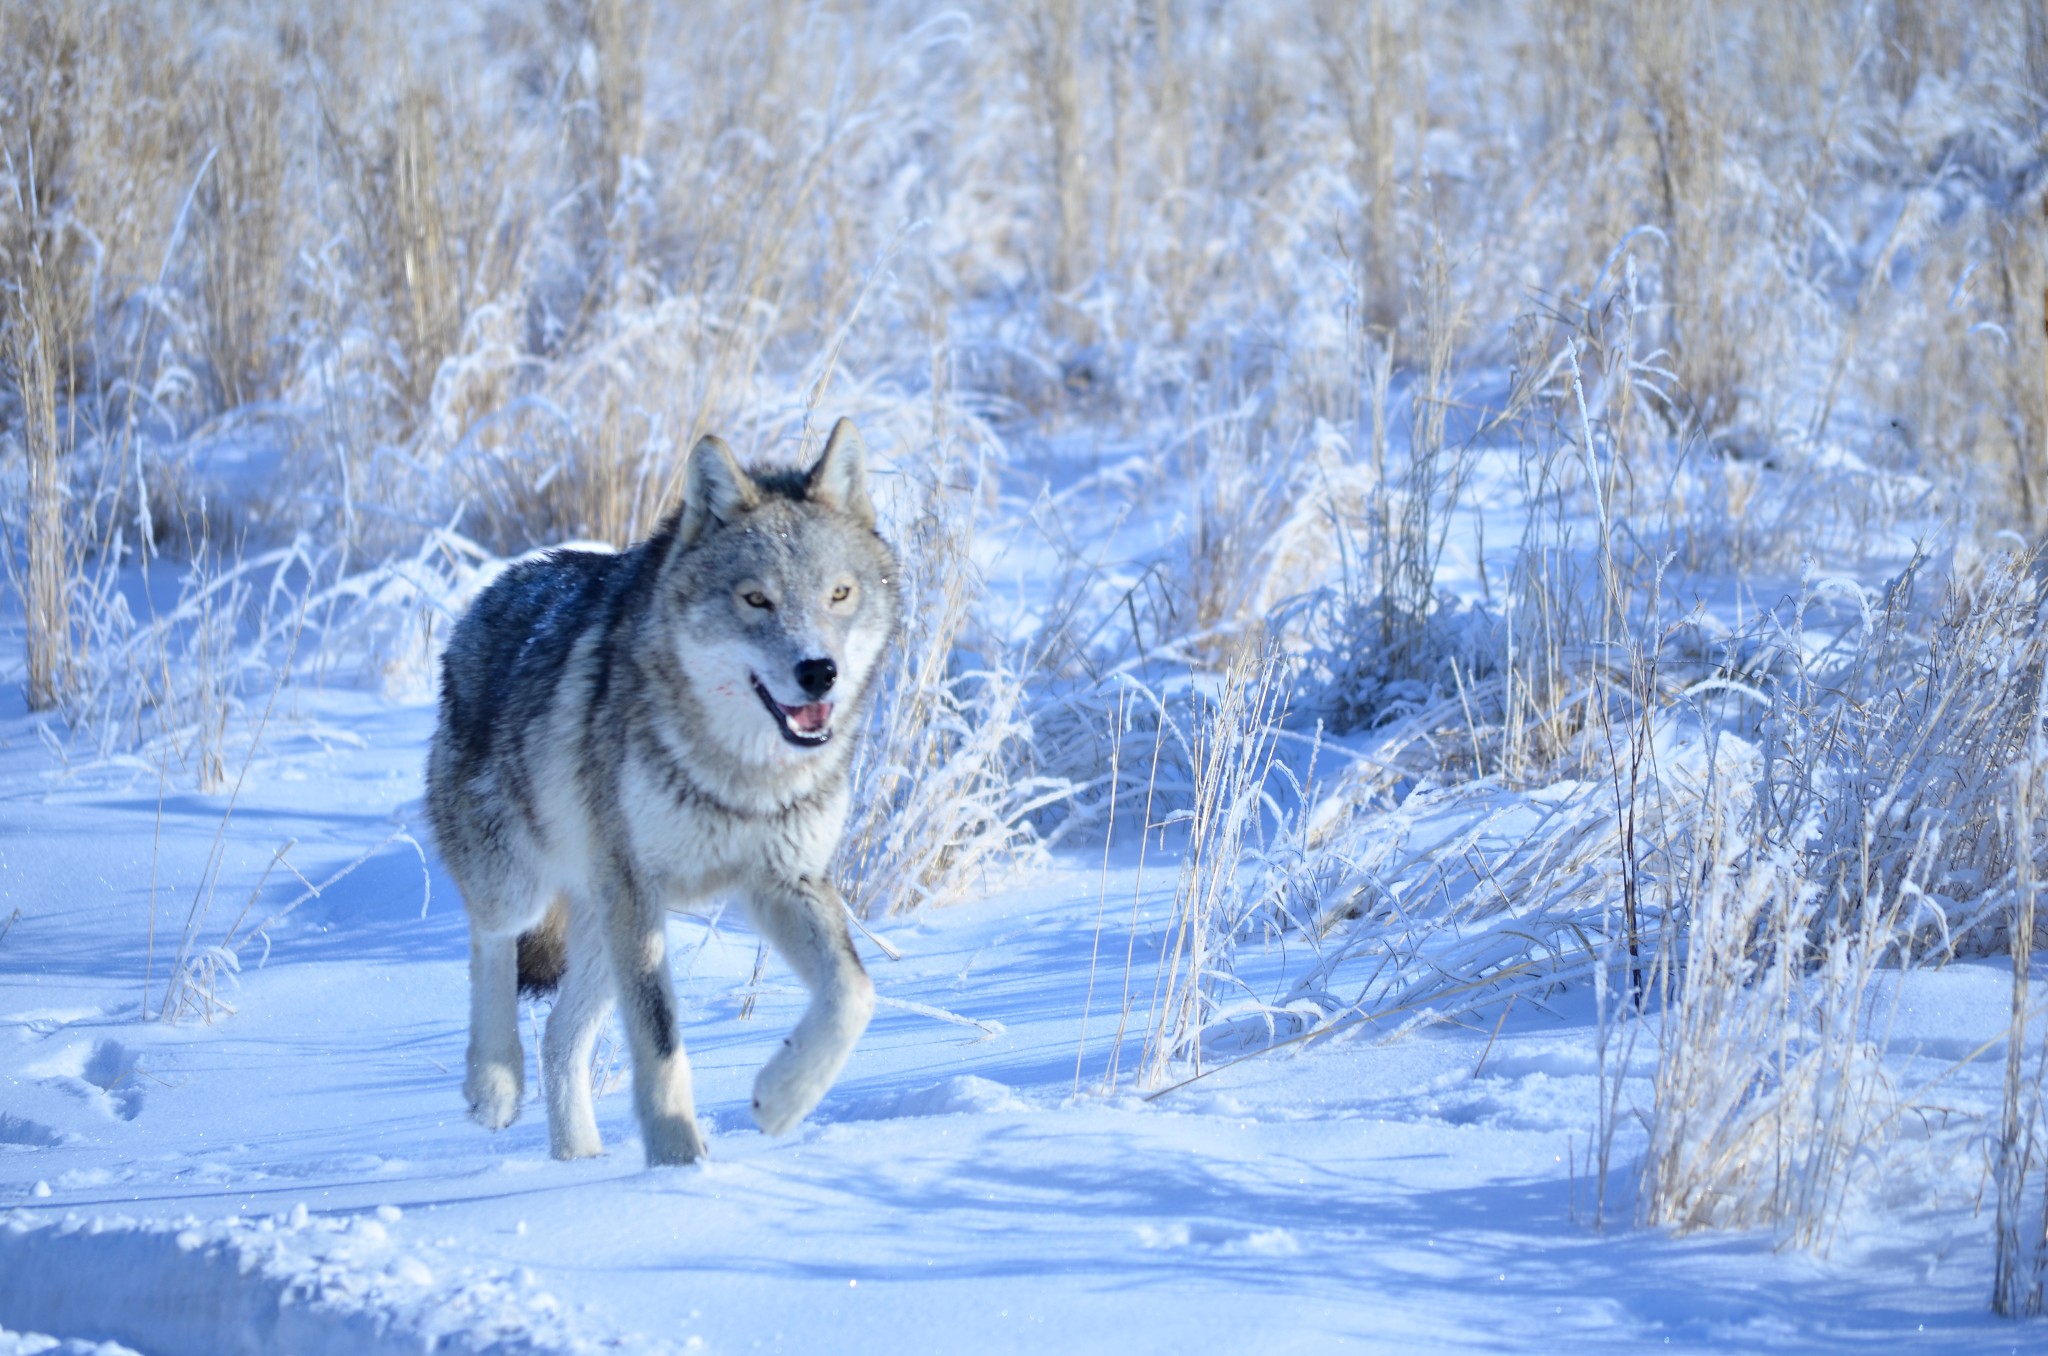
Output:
[830, 584, 852, 604]
[743, 591, 773, 610]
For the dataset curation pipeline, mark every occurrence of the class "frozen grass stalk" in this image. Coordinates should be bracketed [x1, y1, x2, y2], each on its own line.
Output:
[1140, 643, 1289, 1087]
[7, 239, 75, 711]
[1994, 769, 2048, 1317]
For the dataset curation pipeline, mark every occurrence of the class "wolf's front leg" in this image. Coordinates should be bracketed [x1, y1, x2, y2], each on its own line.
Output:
[464, 927, 524, 1129]
[601, 871, 706, 1165]
[749, 875, 876, 1136]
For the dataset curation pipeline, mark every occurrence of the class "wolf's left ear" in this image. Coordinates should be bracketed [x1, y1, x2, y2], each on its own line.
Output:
[677, 435, 759, 548]
[806, 418, 876, 528]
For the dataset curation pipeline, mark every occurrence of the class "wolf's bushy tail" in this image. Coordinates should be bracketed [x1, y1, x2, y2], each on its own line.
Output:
[516, 895, 570, 995]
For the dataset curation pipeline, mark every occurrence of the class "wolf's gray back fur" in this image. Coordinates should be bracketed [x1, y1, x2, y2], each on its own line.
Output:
[426, 420, 900, 1164]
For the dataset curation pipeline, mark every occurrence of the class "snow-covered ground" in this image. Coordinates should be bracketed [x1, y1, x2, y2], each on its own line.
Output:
[0, 674, 2034, 1355]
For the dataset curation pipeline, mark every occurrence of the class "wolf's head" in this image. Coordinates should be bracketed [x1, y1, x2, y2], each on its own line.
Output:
[657, 419, 902, 773]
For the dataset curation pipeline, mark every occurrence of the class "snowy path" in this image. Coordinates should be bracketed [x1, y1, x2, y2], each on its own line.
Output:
[0, 692, 2030, 1353]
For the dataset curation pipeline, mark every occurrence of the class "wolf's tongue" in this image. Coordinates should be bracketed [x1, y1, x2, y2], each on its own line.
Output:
[783, 701, 832, 733]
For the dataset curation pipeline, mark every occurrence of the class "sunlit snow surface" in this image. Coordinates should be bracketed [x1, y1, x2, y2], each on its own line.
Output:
[0, 666, 2033, 1355]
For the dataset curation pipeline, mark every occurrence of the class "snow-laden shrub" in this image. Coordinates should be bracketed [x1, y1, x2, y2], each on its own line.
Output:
[1642, 799, 1904, 1247]
[1138, 641, 1294, 1086]
[840, 423, 1076, 917]
[1757, 550, 2048, 957]
[1644, 548, 2048, 1246]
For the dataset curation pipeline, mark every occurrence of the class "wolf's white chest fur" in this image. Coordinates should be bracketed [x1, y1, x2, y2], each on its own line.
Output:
[616, 746, 851, 903]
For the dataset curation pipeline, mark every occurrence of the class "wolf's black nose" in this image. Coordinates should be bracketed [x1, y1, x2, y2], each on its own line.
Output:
[795, 657, 837, 699]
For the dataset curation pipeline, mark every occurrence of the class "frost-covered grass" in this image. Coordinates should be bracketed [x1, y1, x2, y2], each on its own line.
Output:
[4, 0, 2048, 1342]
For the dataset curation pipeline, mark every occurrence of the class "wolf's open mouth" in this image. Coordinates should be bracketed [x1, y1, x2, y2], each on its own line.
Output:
[750, 675, 834, 748]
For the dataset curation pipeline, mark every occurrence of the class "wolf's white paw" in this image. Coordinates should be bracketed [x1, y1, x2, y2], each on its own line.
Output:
[465, 1063, 523, 1131]
[550, 1123, 604, 1160]
[752, 1047, 830, 1137]
[641, 1113, 706, 1166]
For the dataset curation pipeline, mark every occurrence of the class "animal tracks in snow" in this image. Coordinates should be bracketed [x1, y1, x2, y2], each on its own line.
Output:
[0, 1116, 67, 1149]
[25, 1040, 145, 1124]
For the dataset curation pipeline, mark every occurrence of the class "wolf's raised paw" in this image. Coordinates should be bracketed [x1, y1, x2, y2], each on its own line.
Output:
[465, 1064, 523, 1131]
[752, 1050, 830, 1137]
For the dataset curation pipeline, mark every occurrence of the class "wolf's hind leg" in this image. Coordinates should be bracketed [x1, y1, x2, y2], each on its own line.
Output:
[542, 908, 615, 1160]
[602, 872, 706, 1166]
[464, 926, 524, 1129]
[749, 876, 875, 1137]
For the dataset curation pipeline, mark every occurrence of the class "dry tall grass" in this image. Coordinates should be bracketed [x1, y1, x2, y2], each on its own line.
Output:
[5, 242, 76, 711]
[197, 63, 289, 411]
[1139, 641, 1291, 1086]
[1993, 772, 2046, 1316]
[4, 0, 2035, 568]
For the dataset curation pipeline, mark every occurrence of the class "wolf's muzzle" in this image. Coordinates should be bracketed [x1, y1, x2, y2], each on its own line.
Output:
[750, 673, 834, 747]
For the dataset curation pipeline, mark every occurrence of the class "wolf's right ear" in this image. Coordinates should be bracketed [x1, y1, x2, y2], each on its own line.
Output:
[675, 435, 758, 548]
[805, 418, 876, 528]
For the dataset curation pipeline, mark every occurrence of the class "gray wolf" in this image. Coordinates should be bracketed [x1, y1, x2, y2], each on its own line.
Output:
[425, 420, 900, 1164]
